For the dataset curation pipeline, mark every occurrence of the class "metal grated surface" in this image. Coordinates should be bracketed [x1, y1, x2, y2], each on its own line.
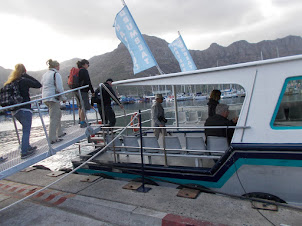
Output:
[0, 124, 101, 180]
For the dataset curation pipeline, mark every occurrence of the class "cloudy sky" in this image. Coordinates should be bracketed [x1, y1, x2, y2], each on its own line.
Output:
[1, 0, 302, 71]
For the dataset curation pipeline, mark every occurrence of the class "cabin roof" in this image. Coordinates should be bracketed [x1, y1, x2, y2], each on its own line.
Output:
[113, 55, 302, 87]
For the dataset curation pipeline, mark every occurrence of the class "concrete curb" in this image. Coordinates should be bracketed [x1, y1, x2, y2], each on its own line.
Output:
[162, 214, 228, 226]
[0, 179, 226, 225]
[62, 194, 223, 226]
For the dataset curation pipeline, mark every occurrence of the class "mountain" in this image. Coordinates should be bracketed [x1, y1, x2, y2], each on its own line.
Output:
[1, 35, 302, 95]
[80, 34, 302, 87]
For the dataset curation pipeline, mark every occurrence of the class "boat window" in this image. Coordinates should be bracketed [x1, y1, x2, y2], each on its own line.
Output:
[116, 84, 245, 124]
[271, 77, 302, 129]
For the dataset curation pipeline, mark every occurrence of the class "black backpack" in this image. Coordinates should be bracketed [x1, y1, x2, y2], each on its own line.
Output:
[0, 78, 24, 110]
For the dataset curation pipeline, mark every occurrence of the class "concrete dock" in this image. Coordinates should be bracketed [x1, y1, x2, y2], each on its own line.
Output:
[0, 168, 301, 225]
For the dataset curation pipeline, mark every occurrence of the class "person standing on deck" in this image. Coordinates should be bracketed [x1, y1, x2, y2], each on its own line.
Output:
[92, 78, 123, 127]
[74, 59, 94, 128]
[5, 64, 42, 159]
[151, 94, 167, 139]
[207, 89, 221, 117]
[41, 59, 67, 144]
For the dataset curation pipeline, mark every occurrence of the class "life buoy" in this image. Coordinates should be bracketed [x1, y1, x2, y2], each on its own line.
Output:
[130, 112, 140, 132]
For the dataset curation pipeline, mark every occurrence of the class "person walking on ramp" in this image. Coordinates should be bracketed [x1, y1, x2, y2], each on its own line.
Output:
[4, 64, 41, 158]
[74, 59, 94, 128]
[92, 78, 123, 127]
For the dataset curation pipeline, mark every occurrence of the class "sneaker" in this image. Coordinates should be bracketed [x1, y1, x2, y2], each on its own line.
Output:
[21, 149, 36, 159]
[80, 122, 88, 128]
[58, 133, 66, 138]
[51, 138, 63, 144]
[29, 146, 37, 151]
[0, 156, 7, 163]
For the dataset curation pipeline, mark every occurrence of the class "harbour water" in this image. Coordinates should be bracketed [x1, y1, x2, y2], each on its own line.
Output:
[0, 97, 244, 171]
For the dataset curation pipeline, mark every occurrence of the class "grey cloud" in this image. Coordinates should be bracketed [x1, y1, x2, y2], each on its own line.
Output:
[2, 0, 265, 39]
[1, 0, 302, 50]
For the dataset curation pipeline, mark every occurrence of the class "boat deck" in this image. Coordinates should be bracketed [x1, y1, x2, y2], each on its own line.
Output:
[85, 129, 217, 169]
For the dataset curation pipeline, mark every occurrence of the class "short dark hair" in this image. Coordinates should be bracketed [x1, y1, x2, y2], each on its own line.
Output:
[77, 59, 89, 68]
[106, 78, 113, 83]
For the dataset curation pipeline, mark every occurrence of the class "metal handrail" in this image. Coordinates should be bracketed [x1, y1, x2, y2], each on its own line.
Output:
[99, 125, 251, 129]
[110, 145, 225, 154]
[0, 85, 90, 156]
[0, 85, 89, 111]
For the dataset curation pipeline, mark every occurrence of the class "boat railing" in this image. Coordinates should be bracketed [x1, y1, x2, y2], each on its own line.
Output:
[90, 122, 250, 167]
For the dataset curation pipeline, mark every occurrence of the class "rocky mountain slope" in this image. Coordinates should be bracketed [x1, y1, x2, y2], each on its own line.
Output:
[1, 35, 302, 95]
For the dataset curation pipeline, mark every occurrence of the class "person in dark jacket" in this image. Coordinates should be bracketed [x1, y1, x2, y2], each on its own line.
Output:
[74, 59, 94, 128]
[204, 104, 237, 144]
[92, 78, 123, 127]
[207, 89, 221, 117]
[4, 64, 42, 159]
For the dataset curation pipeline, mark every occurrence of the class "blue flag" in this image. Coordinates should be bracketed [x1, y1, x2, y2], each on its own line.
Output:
[114, 6, 157, 74]
[168, 35, 197, 72]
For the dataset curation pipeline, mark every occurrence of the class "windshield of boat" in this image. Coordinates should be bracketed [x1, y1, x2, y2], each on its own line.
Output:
[272, 76, 302, 128]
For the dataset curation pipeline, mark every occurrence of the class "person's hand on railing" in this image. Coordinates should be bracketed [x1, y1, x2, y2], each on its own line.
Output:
[232, 117, 239, 123]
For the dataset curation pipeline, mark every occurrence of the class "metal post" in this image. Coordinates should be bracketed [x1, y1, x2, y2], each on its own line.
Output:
[78, 140, 81, 155]
[162, 131, 168, 166]
[72, 94, 76, 125]
[137, 110, 151, 193]
[172, 85, 179, 129]
[78, 90, 88, 123]
[124, 109, 128, 135]
[12, 116, 21, 145]
[111, 129, 117, 163]
[240, 70, 258, 142]
[36, 101, 53, 155]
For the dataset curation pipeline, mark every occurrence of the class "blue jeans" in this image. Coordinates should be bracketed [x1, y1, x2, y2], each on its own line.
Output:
[14, 110, 32, 154]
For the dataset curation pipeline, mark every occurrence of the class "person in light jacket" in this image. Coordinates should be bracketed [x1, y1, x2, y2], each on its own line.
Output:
[41, 59, 67, 144]
[151, 94, 167, 139]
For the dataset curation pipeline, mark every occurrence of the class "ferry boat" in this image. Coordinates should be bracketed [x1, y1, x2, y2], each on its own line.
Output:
[72, 55, 302, 206]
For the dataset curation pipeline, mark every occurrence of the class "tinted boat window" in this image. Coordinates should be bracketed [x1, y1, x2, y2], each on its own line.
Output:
[272, 77, 302, 128]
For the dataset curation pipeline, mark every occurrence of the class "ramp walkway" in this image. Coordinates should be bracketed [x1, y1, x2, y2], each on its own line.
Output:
[0, 124, 101, 180]
[0, 86, 102, 180]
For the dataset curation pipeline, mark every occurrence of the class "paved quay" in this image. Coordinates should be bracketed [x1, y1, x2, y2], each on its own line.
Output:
[0, 168, 301, 225]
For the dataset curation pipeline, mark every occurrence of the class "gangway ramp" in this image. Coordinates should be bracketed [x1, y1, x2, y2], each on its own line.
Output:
[0, 124, 102, 180]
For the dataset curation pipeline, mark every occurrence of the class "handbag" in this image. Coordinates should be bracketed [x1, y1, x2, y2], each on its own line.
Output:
[158, 115, 167, 123]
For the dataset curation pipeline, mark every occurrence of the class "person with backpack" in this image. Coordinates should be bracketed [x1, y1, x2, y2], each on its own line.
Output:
[3, 64, 41, 159]
[74, 59, 94, 128]
[41, 59, 67, 144]
[91, 78, 123, 127]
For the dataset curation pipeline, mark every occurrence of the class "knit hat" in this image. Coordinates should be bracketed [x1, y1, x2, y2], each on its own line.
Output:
[155, 94, 163, 99]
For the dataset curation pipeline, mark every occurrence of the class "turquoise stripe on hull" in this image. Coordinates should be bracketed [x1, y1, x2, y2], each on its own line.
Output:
[77, 158, 302, 188]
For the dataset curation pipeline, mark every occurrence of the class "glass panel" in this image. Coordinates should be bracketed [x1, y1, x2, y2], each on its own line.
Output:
[273, 77, 302, 128]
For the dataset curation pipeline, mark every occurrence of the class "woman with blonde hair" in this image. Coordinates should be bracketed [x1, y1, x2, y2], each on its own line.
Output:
[5, 64, 42, 159]
[41, 59, 67, 144]
[207, 89, 221, 117]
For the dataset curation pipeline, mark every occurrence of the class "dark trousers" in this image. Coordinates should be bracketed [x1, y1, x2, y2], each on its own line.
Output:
[97, 104, 116, 127]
